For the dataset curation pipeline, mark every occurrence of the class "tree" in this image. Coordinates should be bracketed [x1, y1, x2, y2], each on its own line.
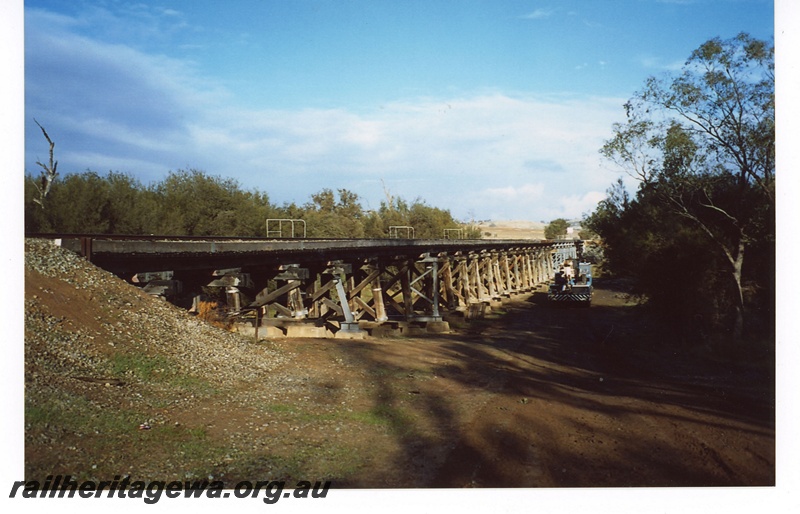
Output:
[302, 188, 366, 238]
[544, 218, 569, 240]
[31, 119, 58, 209]
[370, 194, 469, 239]
[153, 169, 273, 236]
[644, 33, 774, 203]
[595, 33, 774, 342]
[23, 166, 481, 240]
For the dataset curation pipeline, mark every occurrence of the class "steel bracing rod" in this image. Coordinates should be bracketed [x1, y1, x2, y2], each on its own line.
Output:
[430, 260, 441, 317]
[400, 257, 441, 319]
[333, 277, 355, 324]
[409, 266, 432, 288]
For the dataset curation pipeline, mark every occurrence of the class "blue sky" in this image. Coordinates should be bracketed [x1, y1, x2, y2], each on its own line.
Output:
[4, 3, 800, 509]
[22, 0, 774, 222]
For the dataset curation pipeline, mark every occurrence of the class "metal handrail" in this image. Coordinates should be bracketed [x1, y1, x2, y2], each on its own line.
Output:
[389, 226, 415, 239]
[266, 219, 306, 238]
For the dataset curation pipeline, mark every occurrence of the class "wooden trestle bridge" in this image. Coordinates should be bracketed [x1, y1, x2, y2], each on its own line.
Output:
[47, 235, 583, 338]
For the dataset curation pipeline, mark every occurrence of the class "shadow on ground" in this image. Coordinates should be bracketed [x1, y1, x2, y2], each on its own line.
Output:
[331, 285, 775, 487]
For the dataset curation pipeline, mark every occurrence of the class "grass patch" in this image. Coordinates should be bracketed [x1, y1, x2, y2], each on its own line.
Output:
[263, 403, 353, 424]
[167, 374, 219, 396]
[264, 403, 297, 414]
[25, 392, 226, 479]
[109, 352, 218, 396]
[349, 410, 387, 426]
[263, 403, 342, 423]
[26, 395, 138, 434]
[151, 425, 217, 463]
[26, 403, 60, 427]
[261, 401, 414, 435]
[355, 404, 414, 435]
[230, 443, 365, 483]
[110, 353, 172, 380]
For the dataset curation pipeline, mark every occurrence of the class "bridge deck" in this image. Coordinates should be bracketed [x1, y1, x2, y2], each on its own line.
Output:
[49, 236, 567, 274]
[29, 234, 582, 338]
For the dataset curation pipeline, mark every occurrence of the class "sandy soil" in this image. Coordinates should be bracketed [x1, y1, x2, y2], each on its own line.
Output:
[259, 286, 775, 487]
[23, 240, 774, 488]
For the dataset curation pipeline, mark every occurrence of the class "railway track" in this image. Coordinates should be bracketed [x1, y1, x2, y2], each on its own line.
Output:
[25, 233, 570, 273]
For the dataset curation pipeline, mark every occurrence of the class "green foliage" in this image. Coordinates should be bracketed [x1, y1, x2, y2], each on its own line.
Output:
[25, 171, 152, 234]
[544, 218, 569, 240]
[588, 33, 774, 344]
[577, 227, 597, 240]
[153, 169, 277, 236]
[24, 168, 477, 240]
[302, 188, 366, 238]
[364, 195, 471, 239]
[24, 169, 278, 237]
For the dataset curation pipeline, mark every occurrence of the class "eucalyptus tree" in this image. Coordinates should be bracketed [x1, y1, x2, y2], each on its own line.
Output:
[544, 218, 570, 240]
[598, 33, 774, 341]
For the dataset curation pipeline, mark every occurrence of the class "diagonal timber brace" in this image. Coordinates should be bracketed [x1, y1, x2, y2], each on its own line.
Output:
[225, 242, 577, 338]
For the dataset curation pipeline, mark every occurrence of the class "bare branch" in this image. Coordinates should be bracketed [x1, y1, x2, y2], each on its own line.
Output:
[32, 118, 59, 209]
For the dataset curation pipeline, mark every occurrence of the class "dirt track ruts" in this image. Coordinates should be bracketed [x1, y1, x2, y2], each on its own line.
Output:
[425, 289, 775, 487]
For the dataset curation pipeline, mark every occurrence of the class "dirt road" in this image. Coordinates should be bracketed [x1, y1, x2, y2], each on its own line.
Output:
[226, 284, 774, 488]
[424, 288, 775, 487]
[24, 239, 774, 488]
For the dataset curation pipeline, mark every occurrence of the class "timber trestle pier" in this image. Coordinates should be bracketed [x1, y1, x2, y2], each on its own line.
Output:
[40, 235, 582, 339]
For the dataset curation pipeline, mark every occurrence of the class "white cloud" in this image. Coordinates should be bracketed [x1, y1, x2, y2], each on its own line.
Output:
[638, 55, 686, 71]
[484, 183, 545, 198]
[25, 9, 627, 222]
[519, 9, 554, 20]
[558, 191, 608, 219]
[471, 183, 547, 220]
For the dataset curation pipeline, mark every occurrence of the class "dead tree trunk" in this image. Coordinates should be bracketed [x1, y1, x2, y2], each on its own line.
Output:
[33, 119, 58, 209]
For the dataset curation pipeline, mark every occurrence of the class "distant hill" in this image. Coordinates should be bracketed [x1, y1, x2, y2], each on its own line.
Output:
[476, 220, 546, 240]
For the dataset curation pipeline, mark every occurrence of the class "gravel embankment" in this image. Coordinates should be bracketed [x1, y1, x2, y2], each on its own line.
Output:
[24, 239, 301, 479]
[25, 238, 284, 386]
[23, 236, 298, 451]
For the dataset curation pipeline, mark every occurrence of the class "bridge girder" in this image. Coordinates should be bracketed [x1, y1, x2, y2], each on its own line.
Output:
[47, 236, 583, 338]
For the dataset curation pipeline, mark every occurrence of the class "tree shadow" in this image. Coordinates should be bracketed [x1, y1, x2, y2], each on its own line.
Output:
[328, 285, 775, 488]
